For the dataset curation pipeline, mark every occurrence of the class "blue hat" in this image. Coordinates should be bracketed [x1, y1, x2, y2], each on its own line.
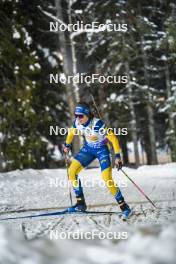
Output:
[75, 105, 90, 116]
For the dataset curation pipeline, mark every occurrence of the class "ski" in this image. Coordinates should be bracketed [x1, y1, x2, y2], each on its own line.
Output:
[0, 206, 65, 216]
[0, 209, 121, 222]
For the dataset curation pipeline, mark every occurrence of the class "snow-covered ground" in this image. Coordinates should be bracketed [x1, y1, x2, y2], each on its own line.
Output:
[0, 163, 176, 264]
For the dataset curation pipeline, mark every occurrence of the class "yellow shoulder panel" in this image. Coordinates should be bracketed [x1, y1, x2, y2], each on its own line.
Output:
[65, 127, 77, 145]
[106, 128, 121, 154]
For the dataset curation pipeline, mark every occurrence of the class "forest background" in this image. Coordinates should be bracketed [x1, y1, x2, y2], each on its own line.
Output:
[0, 0, 176, 171]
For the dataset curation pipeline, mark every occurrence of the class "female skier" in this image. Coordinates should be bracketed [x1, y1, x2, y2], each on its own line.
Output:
[63, 102, 131, 219]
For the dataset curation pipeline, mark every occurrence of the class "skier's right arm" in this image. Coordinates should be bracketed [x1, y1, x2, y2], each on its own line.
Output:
[63, 127, 77, 153]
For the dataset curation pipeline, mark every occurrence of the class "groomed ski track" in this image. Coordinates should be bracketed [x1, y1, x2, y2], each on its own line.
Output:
[0, 164, 176, 240]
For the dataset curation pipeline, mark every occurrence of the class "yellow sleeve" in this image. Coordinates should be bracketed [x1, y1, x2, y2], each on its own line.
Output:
[106, 129, 121, 154]
[65, 127, 77, 145]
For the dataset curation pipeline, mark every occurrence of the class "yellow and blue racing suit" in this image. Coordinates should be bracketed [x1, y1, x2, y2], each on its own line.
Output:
[65, 117, 122, 200]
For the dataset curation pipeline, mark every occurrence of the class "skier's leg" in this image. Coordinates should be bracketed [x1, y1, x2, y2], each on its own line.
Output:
[101, 166, 118, 196]
[68, 159, 83, 187]
[68, 147, 95, 211]
[97, 146, 118, 195]
[97, 147, 131, 218]
[101, 164, 131, 218]
[67, 159, 87, 211]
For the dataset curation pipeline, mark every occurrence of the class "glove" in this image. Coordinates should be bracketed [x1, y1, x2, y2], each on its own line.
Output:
[63, 143, 71, 154]
[115, 153, 123, 171]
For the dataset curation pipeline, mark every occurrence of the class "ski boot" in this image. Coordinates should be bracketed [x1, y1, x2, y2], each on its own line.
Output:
[68, 194, 87, 213]
[119, 201, 132, 220]
[115, 190, 132, 220]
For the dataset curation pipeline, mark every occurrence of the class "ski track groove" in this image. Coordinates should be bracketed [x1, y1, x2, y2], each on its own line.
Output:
[1, 200, 176, 216]
[26, 218, 65, 240]
[87, 216, 105, 230]
[1, 206, 176, 239]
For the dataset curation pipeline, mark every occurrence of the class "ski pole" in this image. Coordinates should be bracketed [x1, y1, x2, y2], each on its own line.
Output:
[120, 168, 157, 208]
[64, 153, 73, 206]
[88, 88, 157, 209]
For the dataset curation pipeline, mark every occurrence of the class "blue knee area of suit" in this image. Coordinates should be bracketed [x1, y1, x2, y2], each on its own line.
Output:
[74, 145, 111, 171]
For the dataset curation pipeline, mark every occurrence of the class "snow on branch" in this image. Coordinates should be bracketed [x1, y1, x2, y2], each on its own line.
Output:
[38, 6, 69, 30]
[70, 26, 107, 40]
[38, 5, 108, 40]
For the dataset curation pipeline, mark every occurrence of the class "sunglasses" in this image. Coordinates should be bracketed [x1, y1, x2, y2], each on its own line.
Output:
[75, 114, 84, 119]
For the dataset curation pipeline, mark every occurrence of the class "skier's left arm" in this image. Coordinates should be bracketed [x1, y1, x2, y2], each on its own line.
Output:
[65, 127, 76, 145]
[106, 129, 123, 170]
[63, 127, 77, 153]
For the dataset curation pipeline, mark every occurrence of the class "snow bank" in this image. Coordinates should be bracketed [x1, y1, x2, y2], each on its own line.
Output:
[0, 163, 176, 263]
[0, 222, 176, 264]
